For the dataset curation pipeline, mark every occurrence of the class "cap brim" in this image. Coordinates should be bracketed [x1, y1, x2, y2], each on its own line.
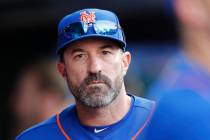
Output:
[57, 34, 126, 54]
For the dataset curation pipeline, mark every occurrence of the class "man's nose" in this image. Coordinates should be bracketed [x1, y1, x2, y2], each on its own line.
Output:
[88, 56, 102, 74]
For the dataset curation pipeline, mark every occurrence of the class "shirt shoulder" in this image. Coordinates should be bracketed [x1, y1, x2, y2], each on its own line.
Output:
[15, 105, 75, 140]
[15, 116, 57, 140]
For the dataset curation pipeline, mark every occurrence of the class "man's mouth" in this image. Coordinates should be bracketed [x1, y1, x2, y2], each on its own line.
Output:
[89, 80, 104, 85]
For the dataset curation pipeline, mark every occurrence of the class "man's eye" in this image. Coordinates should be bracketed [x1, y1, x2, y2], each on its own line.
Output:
[74, 54, 85, 59]
[102, 50, 111, 55]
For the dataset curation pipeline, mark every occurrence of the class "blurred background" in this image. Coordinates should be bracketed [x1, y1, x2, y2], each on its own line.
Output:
[0, 0, 179, 139]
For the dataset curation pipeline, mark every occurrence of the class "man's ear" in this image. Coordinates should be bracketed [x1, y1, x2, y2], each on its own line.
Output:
[122, 51, 131, 75]
[57, 62, 67, 79]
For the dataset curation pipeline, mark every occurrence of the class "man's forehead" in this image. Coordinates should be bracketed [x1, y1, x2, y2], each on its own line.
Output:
[65, 38, 120, 52]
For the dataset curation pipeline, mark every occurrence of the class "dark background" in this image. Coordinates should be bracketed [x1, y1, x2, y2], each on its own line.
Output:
[0, 0, 177, 139]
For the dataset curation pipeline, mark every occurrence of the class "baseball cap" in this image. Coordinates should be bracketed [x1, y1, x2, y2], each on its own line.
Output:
[57, 8, 126, 54]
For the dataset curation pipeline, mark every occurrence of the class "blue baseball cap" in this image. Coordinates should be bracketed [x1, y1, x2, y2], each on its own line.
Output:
[57, 8, 126, 54]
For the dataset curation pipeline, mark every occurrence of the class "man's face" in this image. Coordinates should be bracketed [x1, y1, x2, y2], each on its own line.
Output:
[174, 0, 210, 30]
[11, 71, 42, 121]
[58, 38, 130, 108]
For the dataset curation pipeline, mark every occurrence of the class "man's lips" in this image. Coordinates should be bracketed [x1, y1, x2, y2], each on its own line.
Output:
[88, 80, 105, 85]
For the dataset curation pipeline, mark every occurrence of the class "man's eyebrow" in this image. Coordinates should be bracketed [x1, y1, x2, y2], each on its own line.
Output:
[70, 48, 84, 54]
[99, 44, 116, 50]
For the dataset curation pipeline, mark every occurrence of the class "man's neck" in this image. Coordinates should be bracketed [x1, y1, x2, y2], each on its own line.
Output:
[75, 89, 131, 126]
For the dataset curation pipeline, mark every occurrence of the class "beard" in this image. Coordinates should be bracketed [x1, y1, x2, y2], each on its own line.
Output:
[66, 71, 124, 108]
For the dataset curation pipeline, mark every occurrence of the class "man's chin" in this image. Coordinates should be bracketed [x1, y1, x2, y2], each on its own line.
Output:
[82, 99, 110, 108]
[81, 92, 113, 108]
[86, 85, 109, 94]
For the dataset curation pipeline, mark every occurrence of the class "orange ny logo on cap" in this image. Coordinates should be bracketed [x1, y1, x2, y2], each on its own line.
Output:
[80, 11, 96, 24]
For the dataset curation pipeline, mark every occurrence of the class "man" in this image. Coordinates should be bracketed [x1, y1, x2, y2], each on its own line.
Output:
[11, 58, 73, 139]
[16, 9, 155, 140]
[144, 0, 210, 139]
[147, 0, 210, 101]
